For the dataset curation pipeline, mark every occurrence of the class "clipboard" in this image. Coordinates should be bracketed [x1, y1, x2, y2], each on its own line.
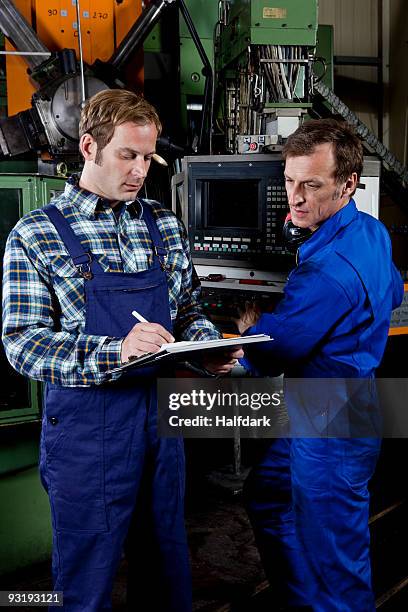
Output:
[108, 334, 272, 374]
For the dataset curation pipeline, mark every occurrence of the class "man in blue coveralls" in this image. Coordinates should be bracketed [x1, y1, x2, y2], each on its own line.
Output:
[236, 119, 404, 611]
[2, 89, 242, 611]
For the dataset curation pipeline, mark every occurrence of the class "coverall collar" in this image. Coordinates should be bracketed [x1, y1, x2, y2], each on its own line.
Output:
[64, 174, 143, 220]
[297, 199, 358, 264]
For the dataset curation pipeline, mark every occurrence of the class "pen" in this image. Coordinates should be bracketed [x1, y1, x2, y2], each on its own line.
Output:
[132, 310, 148, 323]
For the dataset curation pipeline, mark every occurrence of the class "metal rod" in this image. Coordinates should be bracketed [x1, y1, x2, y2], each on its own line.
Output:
[0, 0, 49, 70]
[0, 50, 50, 56]
[74, 0, 86, 104]
[178, 0, 213, 153]
[109, 0, 169, 70]
[260, 59, 309, 64]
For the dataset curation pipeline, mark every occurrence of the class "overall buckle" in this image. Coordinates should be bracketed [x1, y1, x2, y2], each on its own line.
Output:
[76, 253, 93, 280]
[154, 245, 168, 271]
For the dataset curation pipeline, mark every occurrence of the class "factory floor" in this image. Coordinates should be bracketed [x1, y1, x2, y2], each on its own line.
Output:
[2, 439, 408, 611]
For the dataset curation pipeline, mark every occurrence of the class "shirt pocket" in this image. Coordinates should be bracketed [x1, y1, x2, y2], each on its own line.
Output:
[49, 254, 79, 278]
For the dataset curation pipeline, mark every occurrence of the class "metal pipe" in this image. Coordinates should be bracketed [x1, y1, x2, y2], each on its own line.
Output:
[0, 50, 50, 56]
[178, 0, 213, 153]
[0, 0, 49, 70]
[74, 0, 86, 104]
[260, 59, 309, 64]
[109, 0, 170, 70]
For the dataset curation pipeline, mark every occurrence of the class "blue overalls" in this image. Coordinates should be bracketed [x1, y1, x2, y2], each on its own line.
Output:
[241, 201, 404, 611]
[39, 203, 191, 611]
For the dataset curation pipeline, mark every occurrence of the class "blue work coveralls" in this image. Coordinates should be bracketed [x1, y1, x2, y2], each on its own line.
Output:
[39, 205, 191, 611]
[241, 200, 404, 611]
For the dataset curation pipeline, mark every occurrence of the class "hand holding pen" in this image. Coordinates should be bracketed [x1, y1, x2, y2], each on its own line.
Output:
[121, 310, 175, 364]
[123, 311, 242, 375]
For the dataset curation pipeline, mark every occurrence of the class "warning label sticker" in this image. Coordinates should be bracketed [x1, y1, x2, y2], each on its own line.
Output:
[263, 7, 287, 19]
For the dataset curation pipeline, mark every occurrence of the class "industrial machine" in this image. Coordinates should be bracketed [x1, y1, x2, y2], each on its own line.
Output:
[0, 0, 216, 168]
[0, 0, 407, 579]
[215, 0, 318, 153]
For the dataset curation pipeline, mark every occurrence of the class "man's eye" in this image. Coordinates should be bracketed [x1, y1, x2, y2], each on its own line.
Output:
[145, 156, 153, 161]
[306, 183, 319, 189]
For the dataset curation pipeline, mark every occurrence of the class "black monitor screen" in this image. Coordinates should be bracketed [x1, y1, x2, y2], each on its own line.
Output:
[205, 180, 259, 229]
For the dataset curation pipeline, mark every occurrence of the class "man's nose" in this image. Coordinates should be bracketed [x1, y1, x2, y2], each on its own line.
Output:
[287, 183, 305, 206]
[130, 157, 148, 178]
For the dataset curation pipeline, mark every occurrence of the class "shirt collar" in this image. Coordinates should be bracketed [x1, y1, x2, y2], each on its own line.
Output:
[65, 174, 143, 220]
[298, 199, 359, 264]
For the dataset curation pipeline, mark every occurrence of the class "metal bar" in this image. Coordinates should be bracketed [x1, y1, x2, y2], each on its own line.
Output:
[108, 0, 170, 70]
[260, 58, 309, 64]
[0, 51, 50, 56]
[74, 0, 86, 104]
[0, 0, 49, 70]
[178, 0, 213, 153]
[369, 499, 405, 524]
[376, 575, 408, 608]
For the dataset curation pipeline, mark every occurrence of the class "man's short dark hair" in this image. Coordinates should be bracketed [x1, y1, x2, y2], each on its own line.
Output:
[282, 118, 364, 182]
[79, 89, 162, 164]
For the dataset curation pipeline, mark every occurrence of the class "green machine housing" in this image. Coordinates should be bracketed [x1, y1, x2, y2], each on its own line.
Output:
[0, 174, 65, 575]
[217, 0, 318, 69]
[176, 0, 320, 151]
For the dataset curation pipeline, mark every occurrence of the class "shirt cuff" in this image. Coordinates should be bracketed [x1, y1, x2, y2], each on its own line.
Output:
[96, 337, 123, 380]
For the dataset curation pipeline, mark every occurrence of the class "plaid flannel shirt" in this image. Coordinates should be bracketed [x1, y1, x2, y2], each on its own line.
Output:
[2, 176, 220, 386]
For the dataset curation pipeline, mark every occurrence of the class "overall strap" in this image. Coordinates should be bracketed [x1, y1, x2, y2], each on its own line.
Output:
[43, 204, 104, 278]
[140, 201, 167, 270]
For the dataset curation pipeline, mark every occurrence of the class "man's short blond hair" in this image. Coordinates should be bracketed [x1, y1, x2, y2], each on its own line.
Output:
[79, 89, 162, 159]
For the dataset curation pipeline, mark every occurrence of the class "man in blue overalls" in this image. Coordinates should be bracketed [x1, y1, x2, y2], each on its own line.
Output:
[236, 119, 404, 611]
[2, 89, 242, 611]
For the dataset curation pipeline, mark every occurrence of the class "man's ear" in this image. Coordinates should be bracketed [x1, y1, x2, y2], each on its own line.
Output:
[79, 133, 97, 161]
[342, 172, 358, 198]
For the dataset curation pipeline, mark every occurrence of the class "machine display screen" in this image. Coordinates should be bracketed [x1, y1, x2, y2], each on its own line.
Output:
[185, 157, 294, 272]
[205, 180, 259, 229]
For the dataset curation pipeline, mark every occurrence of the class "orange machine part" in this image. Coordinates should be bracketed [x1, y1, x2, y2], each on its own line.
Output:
[5, 0, 35, 115]
[389, 283, 408, 336]
[6, 0, 143, 116]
